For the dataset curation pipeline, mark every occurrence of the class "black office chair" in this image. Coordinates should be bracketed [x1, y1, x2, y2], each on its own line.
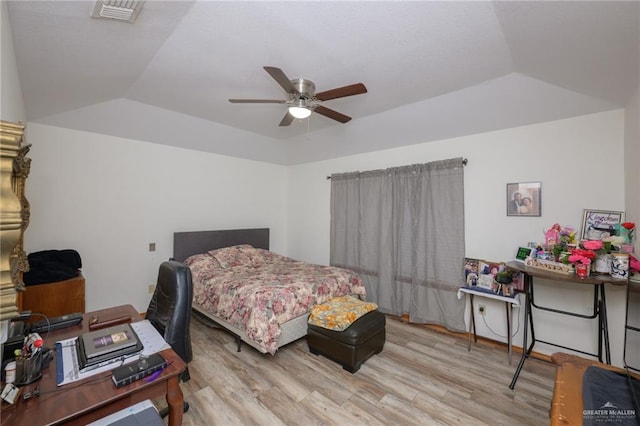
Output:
[146, 260, 193, 416]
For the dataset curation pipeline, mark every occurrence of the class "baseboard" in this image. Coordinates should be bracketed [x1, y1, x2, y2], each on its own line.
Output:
[392, 314, 551, 363]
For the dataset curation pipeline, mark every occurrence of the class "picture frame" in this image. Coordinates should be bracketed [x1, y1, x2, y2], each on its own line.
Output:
[477, 274, 494, 290]
[506, 181, 541, 217]
[509, 270, 525, 292]
[580, 209, 625, 240]
[478, 260, 503, 276]
[464, 257, 480, 286]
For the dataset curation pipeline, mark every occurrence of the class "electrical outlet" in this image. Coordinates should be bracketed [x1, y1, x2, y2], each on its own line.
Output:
[479, 304, 486, 315]
[149, 242, 156, 252]
[148, 284, 155, 294]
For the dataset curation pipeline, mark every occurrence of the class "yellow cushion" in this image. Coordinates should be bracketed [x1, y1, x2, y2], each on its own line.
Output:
[308, 296, 378, 331]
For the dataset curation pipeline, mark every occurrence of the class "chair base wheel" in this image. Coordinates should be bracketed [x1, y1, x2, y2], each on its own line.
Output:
[159, 401, 190, 418]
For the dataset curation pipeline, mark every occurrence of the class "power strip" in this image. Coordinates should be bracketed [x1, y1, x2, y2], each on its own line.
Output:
[30, 313, 83, 333]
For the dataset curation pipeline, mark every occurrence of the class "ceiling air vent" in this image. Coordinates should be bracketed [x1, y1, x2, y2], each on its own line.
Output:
[91, 1, 144, 23]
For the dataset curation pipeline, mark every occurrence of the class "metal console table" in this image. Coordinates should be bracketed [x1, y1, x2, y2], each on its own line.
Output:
[457, 286, 520, 365]
[505, 261, 628, 390]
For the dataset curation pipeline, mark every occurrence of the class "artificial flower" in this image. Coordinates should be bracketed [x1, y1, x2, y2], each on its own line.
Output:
[582, 240, 603, 251]
[560, 225, 577, 245]
[604, 235, 627, 246]
[568, 247, 597, 265]
[622, 222, 635, 231]
[622, 222, 635, 242]
[577, 239, 612, 256]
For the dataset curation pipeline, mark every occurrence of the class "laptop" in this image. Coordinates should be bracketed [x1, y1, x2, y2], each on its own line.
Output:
[77, 323, 143, 371]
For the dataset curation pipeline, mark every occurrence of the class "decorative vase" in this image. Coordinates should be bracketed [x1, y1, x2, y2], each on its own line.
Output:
[575, 263, 589, 278]
[621, 244, 634, 254]
[610, 252, 629, 279]
[593, 254, 612, 274]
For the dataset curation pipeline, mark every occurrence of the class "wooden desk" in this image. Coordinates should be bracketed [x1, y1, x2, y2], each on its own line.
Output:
[0, 305, 186, 426]
[505, 261, 628, 390]
[550, 352, 640, 425]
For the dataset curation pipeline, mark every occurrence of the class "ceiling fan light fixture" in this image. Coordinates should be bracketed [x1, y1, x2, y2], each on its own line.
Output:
[230, 66, 364, 126]
[289, 105, 312, 119]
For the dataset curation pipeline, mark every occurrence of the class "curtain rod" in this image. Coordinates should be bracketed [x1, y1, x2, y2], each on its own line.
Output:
[325, 158, 468, 180]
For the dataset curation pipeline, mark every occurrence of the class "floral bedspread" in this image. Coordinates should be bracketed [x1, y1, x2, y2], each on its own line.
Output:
[185, 245, 366, 354]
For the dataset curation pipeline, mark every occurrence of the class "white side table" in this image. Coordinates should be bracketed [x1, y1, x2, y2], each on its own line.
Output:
[457, 286, 521, 364]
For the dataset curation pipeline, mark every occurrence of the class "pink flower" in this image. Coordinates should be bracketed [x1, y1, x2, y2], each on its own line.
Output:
[568, 254, 592, 265]
[582, 240, 604, 250]
[569, 248, 597, 265]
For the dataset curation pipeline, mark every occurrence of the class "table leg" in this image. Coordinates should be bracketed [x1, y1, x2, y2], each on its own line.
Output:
[467, 294, 473, 351]
[166, 375, 184, 426]
[506, 301, 512, 365]
[467, 294, 477, 351]
[510, 277, 533, 390]
[600, 284, 611, 364]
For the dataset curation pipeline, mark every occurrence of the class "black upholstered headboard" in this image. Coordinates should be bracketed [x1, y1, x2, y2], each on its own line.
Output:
[173, 228, 270, 262]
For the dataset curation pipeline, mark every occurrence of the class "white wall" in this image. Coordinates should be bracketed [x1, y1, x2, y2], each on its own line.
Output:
[288, 110, 629, 365]
[24, 123, 288, 313]
[0, 1, 25, 122]
[624, 85, 639, 254]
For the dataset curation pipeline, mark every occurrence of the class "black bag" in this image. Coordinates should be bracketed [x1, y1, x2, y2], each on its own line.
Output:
[23, 249, 82, 285]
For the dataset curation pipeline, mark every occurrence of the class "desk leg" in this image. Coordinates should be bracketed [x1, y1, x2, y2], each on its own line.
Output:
[166, 375, 184, 426]
[600, 284, 611, 364]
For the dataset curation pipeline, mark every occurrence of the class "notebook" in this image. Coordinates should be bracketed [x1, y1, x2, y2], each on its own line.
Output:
[77, 323, 143, 371]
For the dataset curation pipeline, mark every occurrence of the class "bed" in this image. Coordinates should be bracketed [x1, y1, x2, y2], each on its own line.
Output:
[173, 228, 366, 354]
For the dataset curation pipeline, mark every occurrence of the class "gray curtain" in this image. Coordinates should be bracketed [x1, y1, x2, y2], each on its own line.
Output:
[330, 158, 466, 332]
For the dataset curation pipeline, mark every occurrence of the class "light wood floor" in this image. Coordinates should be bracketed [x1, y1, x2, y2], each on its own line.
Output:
[171, 315, 555, 425]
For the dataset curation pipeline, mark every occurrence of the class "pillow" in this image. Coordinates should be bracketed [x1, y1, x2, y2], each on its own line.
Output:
[183, 253, 221, 270]
[248, 247, 294, 266]
[208, 245, 255, 269]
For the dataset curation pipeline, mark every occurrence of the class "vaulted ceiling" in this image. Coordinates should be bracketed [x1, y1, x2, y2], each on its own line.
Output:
[7, 1, 639, 165]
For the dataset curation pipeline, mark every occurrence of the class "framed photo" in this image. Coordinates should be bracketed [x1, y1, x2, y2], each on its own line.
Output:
[509, 270, 525, 292]
[507, 181, 541, 217]
[501, 283, 515, 297]
[580, 209, 625, 240]
[477, 274, 494, 290]
[478, 260, 503, 276]
[464, 258, 480, 286]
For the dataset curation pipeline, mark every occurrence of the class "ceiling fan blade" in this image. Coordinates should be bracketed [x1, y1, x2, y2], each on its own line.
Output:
[279, 112, 295, 127]
[264, 66, 298, 94]
[315, 83, 367, 101]
[229, 99, 286, 104]
[313, 105, 352, 123]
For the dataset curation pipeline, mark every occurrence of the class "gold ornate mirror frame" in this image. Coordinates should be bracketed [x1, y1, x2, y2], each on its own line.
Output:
[0, 120, 30, 320]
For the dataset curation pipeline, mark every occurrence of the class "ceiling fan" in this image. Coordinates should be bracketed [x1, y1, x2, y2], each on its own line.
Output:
[229, 66, 367, 127]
